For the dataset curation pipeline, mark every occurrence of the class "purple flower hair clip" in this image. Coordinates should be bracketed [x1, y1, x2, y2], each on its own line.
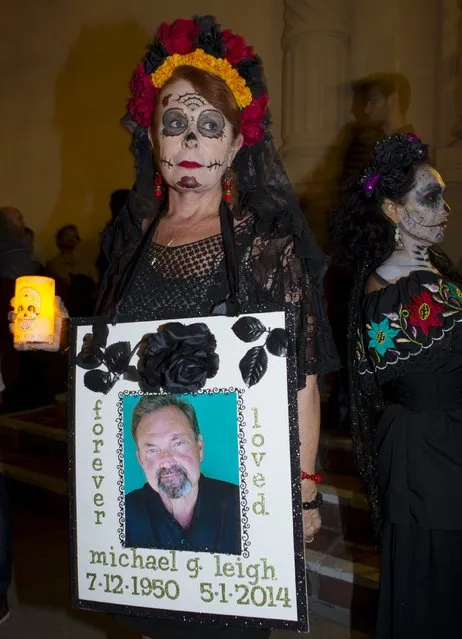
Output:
[407, 133, 421, 143]
[362, 172, 381, 197]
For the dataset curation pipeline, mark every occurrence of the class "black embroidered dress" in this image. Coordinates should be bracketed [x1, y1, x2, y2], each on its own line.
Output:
[357, 270, 462, 638]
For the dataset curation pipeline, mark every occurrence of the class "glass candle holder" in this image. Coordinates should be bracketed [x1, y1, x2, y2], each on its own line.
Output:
[13, 276, 55, 347]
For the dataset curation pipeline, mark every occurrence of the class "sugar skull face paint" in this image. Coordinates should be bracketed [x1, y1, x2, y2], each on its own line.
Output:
[398, 166, 450, 245]
[154, 78, 242, 193]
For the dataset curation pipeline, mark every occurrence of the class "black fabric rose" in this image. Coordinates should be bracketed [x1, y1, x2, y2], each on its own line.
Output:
[144, 41, 169, 73]
[236, 57, 266, 97]
[193, 15, 225, 58]
[165, 351, 219, 393]
[138, 322, 219, 393]
[138, 334, 171, 391]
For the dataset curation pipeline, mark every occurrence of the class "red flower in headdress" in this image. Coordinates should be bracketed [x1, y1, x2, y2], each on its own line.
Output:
[156, 19, 198, 55]
[241, 95, 268, 147]
[222, 29, 254, 64]
[407, 290, 444, 336]
[128, 63, 156, 128]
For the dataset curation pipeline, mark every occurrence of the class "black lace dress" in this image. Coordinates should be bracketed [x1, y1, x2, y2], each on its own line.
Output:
[118, 214, 336, 385]
[100, 212, 338, 638]
[357, 270, 462, 638]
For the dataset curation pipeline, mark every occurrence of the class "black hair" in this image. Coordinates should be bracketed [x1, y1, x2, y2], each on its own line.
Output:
[109, 189, 130, 220]
[329, 133, 430, 271]
[131, 395, 200, 442]
[355, 72, 411, 114]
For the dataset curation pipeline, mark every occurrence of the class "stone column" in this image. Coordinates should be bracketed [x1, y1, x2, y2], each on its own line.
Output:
[280, 0, 350, 192]
[436, 0, 462, 268]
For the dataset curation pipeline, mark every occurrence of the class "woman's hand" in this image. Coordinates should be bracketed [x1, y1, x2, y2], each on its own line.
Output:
[301, 477, 322, 543]
[303, 508, 322, 544]
[9, 296, 69, 352]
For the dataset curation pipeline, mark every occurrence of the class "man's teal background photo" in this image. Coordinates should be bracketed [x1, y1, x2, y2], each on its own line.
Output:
[123, 392, 240, 494]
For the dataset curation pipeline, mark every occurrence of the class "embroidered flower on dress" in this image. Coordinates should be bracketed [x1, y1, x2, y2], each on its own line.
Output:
[448, 282, 462, 302]
[367, 318, 400, 357]
[406, 290, 444, 336]
[360, 277, 462, 376]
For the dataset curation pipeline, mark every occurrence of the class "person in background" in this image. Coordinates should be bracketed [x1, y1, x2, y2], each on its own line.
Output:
[0, 206, 37, 626]
[325, 73, 416, 430]
[46, 225, 92, 284]
[95, 189, 130, 280]
[0, 207, 25, 233]
[361, 72, 415, 137]
[46, 224, 96, 316]
[23, 227, 34, 250]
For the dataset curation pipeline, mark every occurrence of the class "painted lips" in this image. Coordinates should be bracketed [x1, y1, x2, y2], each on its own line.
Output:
[178, 161, 203, 168]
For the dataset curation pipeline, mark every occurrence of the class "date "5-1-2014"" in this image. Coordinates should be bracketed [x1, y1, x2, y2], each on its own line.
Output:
[86, 573, 292, 609]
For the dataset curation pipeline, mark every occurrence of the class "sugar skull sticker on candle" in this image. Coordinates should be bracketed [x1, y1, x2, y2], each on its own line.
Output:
[13, 276, 55, 346]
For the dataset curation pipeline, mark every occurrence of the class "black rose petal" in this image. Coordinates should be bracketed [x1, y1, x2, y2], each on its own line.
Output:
[140, 348, 170, 388]
[84, 369, 112, 394]
[236, 57, 266, 96]
[193, 15, 225, 57]
[138, 375, 162, 393]
[206, 352, 219, 378]
[144, 40, 169, 73]
[161, 322, 217, 353]
[76, 334, 104, 370]
[266, 328, 288, 357]
[164, 355, 208, 393]
[142, 331, 169, 356]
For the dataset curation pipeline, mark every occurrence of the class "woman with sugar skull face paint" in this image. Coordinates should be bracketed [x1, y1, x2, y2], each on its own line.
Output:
[330, 133, 462, 638]
[95, 15, 339, 639]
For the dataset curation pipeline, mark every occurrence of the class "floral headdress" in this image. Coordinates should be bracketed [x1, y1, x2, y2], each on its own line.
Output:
[359, 132, 427, 198]
[128, 15, 268, 147]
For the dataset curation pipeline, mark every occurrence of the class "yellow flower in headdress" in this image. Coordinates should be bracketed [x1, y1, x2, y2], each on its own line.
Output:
[151, 49, 253, 109]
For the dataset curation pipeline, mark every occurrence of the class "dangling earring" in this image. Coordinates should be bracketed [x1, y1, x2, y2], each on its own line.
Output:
[394, 224, 403, 249]
[223, 168, 233, 205]
[154, 172, 163, 199]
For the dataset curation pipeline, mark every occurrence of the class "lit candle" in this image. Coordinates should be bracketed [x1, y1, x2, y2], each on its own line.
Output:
[13, 276, 56, 347]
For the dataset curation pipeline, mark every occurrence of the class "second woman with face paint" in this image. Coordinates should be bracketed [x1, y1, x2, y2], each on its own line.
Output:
[330, 133, 462, 639]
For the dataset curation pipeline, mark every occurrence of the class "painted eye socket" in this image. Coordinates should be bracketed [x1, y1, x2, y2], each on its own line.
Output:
[162, 109, 188, 136]
[197, 110, 226, 138]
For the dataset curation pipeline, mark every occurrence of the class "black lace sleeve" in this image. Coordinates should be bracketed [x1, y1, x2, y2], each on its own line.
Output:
[246, 233, 339, 389]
